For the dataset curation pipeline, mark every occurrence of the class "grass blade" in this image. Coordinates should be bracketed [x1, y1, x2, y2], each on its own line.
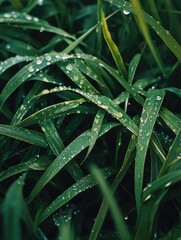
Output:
[28, 122, 118, 203]
[101, 10, 127, 78]
[90, 165, 132, 240]
[38, 168, 113, 224]
[135, 89, 165, 212]
[105, 0, 181, 62]
[0, 124, 47, 148]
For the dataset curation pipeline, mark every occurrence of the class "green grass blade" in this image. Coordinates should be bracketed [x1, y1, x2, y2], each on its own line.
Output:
[135, 89, 165, 212]
[11, 82, 43, 125]
[101, 10, 127, 79]
[0, 124, 47, 147]
[2, 174, 35, 240]
[105, 0, 181, 62]
[160, 107, 181, 134]
[18, 98, 86, 127]
[0, 11, 74, 39]
[58, 61, 99, 93]
[85, 108, 105, 160]
[89, 134, 137, 240]
[38, 168, 113, 224]
[130, 0, 166, 75]
[0, 55, 34, 75]
[40, 119, 84, 180]
[90, 165, 132, 240]
[0, 156, 51, 182]
[28, 122, 118, 203]
[159, 127, 181, 176]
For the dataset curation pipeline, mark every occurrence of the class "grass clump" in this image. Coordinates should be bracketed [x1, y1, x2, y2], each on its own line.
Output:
[0, 0, 181, 239]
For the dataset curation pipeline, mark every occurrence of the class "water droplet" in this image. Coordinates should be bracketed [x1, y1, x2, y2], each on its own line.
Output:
[155, 96, 161, 101]
[4, 13, 12, 18]
[45, 55, 52, 61]
[28, 66, 34, 72]
[33, 17, 39, 22]
[36, 58, 42, 65]
[41, 89, 50, 95]
[144, 194, 151, 201]
[66, 64, 73, 71]
[25, 15, 32, 20]
[123, 9, 130, 15]
[165, 182, 172, 187]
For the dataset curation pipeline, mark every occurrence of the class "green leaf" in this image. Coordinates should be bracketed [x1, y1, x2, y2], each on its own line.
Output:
[0, 124, 47, 148]
[135, 89, 165, 212]
[28, 122, 118, 203]
[2, 174, 35, 240]
[159, 127, 181, 176]
[38, 168, 114, 224]
[0, 156, 51, 182]
[18, 98, 87, 127]
[105, 0, 181, 62]
[90, 165, 131, 240]
[0, 11, 74, 39]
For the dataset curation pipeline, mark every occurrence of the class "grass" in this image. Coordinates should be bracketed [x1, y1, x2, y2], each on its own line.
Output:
[0, 0, 181, 239]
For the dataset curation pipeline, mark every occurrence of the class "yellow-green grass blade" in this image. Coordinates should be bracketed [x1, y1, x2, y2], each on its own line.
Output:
[105, 0, 181, 62]
[135, 89, 165, 212]
[37, 167, 113, 224]
[101, 10, 127, 79]
[90, 165, 132, 240]
[0, 124, 47, 148]
[28, 122, 118, 203]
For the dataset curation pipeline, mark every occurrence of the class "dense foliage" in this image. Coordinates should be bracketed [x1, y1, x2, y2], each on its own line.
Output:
[0, 0, 181, 239]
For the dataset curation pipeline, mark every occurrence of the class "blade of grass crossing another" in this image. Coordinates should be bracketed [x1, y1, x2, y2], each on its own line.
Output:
[28, 122, 118, 203]
[84, 108, 105, 161]
[38, 168, 114, 224]
[159, 127, 181, 176]
[105, 0, 181, 62]
[135, 89, 165, 213]
[40, 120, 84, 180]
[90, 165, 132, 240]
[89, 134, 137, 240]
[130, 0, 166, 75]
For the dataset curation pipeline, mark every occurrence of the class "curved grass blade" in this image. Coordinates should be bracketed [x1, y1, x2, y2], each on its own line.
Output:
[18, 98, 87, 127]
[84, 108, 105, 161]
[38, 168, 113, 224]
[40, 120, 84, 180]
[0, 55, 34, 75]
[28, 122, 118, 203]
[58, 61, 99, 93]
[0, 124, 47, 148]
[0, 156, 51, 182]
[2, 174, 35, 240]
[0, 12, 74, 39]
[11, 82, 43, 125]
[135, 89, 165, 212]
[90, 165, 131, 240]
[130, 0, 166, 75]
[89, 134, 137, 240]
[160, 107, 181, 134]
[105, 0, 181, 62]
[33, 85, 138, 135]
[159, 127, 181, 176]
[101, 10, 127, 79]
[0, 52, 74, 110]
